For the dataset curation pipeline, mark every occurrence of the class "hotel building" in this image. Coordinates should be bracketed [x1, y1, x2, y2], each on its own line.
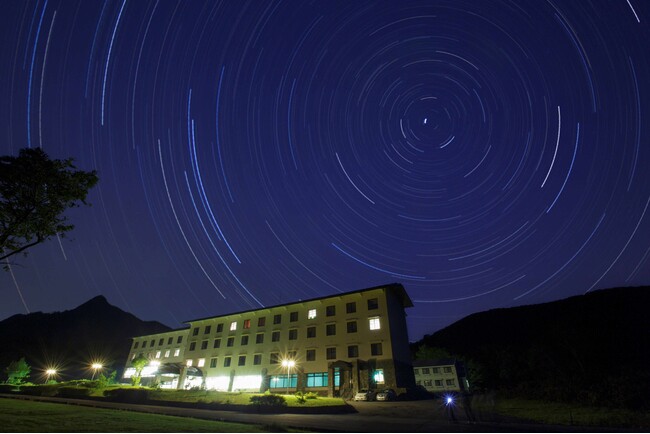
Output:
[124, 283, 415, 397]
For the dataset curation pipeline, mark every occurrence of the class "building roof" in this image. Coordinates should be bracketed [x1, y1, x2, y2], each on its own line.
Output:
[183, 282, 412, 324]
[412, 359, 458, 368]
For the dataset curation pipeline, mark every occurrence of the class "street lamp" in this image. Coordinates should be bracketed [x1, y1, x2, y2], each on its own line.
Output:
[91, 363, 103, 380]
[281, 359, 295, 395]
[45, 368, 56, 383]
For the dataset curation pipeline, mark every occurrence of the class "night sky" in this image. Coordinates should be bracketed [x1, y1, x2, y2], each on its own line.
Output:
[1, 0, 649, 341]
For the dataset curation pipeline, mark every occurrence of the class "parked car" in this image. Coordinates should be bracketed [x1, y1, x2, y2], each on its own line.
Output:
[375, 389, 396, 401]
[354, 389, 376, 401]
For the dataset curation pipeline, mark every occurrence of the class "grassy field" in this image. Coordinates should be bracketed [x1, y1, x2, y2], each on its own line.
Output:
[491, 398, 650, 428]
[0, 397, 283, 432]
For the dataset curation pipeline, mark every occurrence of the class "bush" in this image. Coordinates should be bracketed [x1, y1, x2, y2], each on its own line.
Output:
[19, 384, 59, 396]
[294, 391, 306, 404]
[57, 386, 92, 398]
[103, 387, 149, 403]
[304, 392, 319, 399]
[250, 394, 287, 406]
[0, 384, 19, 393]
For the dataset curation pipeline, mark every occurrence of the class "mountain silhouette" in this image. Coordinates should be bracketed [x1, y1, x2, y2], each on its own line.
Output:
[0, 295, 170, 382]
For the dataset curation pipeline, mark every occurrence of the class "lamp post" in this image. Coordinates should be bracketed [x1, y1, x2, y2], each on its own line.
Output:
[45, 368, 56, 383]
[281, 359, 295, 395]
[91, 363, 103, 380]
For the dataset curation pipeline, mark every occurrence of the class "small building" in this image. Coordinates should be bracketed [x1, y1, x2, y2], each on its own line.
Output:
[412, 359, 468, 393]
[124, 283, 415, 398]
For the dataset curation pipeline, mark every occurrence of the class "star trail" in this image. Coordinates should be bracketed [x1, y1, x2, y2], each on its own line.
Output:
[1, 0, 649, 340]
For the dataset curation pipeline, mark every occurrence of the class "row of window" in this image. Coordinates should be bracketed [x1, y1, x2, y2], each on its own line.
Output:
[187, 318, 381, 351]
[413, 367, 453, 375]
[185, 343, 383, 368]
[134, 335, 183, 350]
[417, 379, 456, 387]
[190, 299, 381, 337]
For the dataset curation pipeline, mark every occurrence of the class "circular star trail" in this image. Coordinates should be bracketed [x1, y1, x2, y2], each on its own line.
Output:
[1, 0, 649, 339]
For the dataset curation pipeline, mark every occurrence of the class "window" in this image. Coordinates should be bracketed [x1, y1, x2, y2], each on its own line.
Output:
[270, 353, 280, 364]
[326, 324, 336, 336]
[446, 379, 455, 386]
[288, 329, 298, 340]
[422, 368, 430, 374]
[288, 350, 297, 359]
[186, 359, 193, 367]
[238, 356, 246, 366]
[201, 340, 208, 350]
[227, 337, 234, 347]
[306, 349, 316, 361]
[229, 321, 237, 331]
[271, 331, 280, 342]
[369, 317, 381, 330]
[414, 368, 419, 375]
[241, 335, 249, 346]
[269, 374, 297, 389]
[435, 380, 442, 386]
[155, 351, 161, 359]
[256, 333, 264, 344]
[177, 336, 183, 344]
[253, 354, 262, 365]
[308, 309, 317, 319]
[426, 380, 434, 387]
[346, 302, 356, 314]
[371, 342, 383, 356]
[223, 357, 231, 367]
[307, 372, 328, 387]
[432, 367, 440, 374]
[373, 369, 385, 384]
[210, 357, 217, 368]
[216, 323, 223, 333]
[348, 345, 359, 358]
[326, 347, 336, 360]
[174, 348, 180, 357]
[192, 328, 199, 336]
[243, 319, 251, 329]
[158, 338, 164, 346]
[326, 305, 336, 316]
[307, 326, 316, 338]
[273, 314, 281, 324]
[189, 342, 196, 351]
[197, 358, 205, 367]
[258, 317, 266, 327]
[204, 325, 211, 334]
[347, 321, 357, 333]
[444, 367, 452, 373]
[367, 298, 378, 310]
[168, 337, 173, 345]
[290, 311, 298, 322]
[164, 350, 170, 358]
[134, 342, 139, 349]
[213, 338, 221, 349]
[150, 340, 155, 347]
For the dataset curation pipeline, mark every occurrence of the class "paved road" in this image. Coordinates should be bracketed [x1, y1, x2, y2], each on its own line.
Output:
[0, 394, 628, 432]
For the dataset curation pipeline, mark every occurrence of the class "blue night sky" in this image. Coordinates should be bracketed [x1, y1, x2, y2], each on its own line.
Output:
[1, 0, 648, 341]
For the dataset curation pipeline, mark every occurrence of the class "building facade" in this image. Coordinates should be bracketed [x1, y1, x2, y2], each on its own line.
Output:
[124, 283, 415, 397]
[412, 359, 468, 393]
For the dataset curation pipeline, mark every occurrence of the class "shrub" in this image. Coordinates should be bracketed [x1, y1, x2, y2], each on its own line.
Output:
[103, 387, 149, 403]
[19, 384, 59, 397]
[250, 394, 287, 406]
[304, 392, 319, 400]
[294, 391, 306, 404]
[57, 386, 92, 398]
[0, 384, 18, 393]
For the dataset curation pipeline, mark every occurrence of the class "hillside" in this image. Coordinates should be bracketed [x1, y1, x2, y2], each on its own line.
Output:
[0, 295, 170, 381]
[413, 286, 650, 409]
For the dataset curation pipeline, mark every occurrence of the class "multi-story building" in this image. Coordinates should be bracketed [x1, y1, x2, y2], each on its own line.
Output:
[412, 359, 468, 393]
[124, 283, 415, 397]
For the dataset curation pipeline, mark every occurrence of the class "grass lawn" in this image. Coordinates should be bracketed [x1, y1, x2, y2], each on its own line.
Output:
[148, 389, 346, 407]
[0, 397, 280, 432]
[491, 398, 650, 428]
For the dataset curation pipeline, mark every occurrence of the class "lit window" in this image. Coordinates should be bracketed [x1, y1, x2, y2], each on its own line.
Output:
[197, 358, 205, 367]
[373, 369, 384, 384]
[186, 359, 193, 367]
[155, 351, 161, 359]
[308, 309, 317, 319]
[174, 348, 180, 357]
[230, 321, 237, 331]
[243, 319, 251, 329]
[369, 317, 381, 330]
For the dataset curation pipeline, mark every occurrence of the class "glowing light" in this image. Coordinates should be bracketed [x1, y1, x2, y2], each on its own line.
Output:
[91, 363, 103, 370]
[46, 369, 57, 375]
